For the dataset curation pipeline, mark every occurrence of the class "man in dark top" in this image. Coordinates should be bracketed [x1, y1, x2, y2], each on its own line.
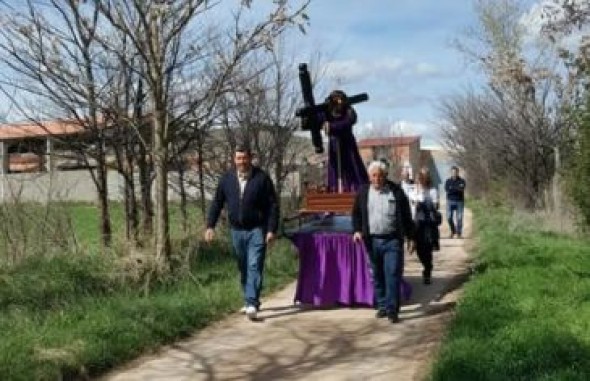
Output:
[352, 160, 415, 323]
[205, 144, 279, 321]
[444, 166, 466, 239]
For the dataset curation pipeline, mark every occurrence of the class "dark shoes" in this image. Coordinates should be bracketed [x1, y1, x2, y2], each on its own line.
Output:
[423, 270, 432, 285]
[387, 312, 399, 323]
[375, 310, 399, 323]
[376, 310, 400, 323]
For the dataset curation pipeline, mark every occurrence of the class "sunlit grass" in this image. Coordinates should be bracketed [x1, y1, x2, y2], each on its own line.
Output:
[430, 203, 590, 381]
[0, 202, 298, 380]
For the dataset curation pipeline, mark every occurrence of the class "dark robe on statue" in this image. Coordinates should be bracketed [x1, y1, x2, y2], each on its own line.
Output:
[320, 107, 368, 193]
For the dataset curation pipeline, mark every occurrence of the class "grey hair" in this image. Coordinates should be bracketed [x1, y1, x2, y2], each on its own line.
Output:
[367, 160, 388, 174]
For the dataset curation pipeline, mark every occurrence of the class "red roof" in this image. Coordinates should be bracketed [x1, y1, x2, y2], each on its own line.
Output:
[0, 120, 91, 140]
[357, 135, 420, 148]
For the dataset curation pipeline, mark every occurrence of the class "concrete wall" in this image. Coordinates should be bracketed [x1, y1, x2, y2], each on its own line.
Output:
[0, 171, 102, 203]
[0, 169, 301, 204]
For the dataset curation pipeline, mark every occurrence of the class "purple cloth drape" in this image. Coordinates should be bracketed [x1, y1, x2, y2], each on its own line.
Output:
[290, 231, 412, 307]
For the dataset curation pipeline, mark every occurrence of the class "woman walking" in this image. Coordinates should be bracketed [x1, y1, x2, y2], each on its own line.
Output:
[410, 171, 440, 284]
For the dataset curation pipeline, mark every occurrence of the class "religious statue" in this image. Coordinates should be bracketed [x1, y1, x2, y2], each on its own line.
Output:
[320, 90, 368, 192]
[295, 63, 369, 193]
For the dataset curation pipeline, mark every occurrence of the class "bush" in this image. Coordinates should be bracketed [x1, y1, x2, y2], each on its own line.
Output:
[0, 234, 298, 380]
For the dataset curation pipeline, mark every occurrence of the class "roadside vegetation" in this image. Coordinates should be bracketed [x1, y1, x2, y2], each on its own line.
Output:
[430, 202, 590, 380]
[0, 202, 298, 380]
[432, 2, 590, 377]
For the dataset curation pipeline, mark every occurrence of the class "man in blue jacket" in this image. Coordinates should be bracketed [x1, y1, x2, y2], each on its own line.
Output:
[205, 144, 279, 321]
[444, 166, 466, 239]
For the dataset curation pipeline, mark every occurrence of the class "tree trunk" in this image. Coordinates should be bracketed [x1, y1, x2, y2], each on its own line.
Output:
[134, 77, 153, 236]
[153, 114, 170, 261]
[274, 156, 284, 207]
[177, 158, 189, 233]
[96, 153, 112, 247]
[123, 153, 139, 244]
[197, 134, 207, 220]
[138, 142, 153, 235]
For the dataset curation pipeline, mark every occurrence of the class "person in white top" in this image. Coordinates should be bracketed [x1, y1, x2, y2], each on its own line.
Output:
[400, 168, 415, 199]
[409, 171, 440, 284]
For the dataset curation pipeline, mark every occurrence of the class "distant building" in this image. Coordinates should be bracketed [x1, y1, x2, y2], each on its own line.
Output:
[0, 120, 91, 174]
[357, 135, 421, 180]
[357, 135, 452, 191]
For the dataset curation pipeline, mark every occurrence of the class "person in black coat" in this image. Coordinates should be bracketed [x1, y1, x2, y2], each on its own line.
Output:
[352, 160, 415, 323]
[205, 144, 279, 321]
[444, 166, 466, 238]
[411, 171, 441, 285]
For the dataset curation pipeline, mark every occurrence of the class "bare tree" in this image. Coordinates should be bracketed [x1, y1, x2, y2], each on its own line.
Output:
[540, 0, 590, 38]
[0, 0, 311, 260]
[0, 1, 118, 246]
[442, 0, 571, 209]
[217, 46, 305, 198]
[539, 0, 590, 225]
[95, 0, 310, 261]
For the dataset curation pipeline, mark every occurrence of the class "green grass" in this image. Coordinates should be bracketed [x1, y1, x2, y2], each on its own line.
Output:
[430, 204, 590, 381]
[0, 201, 207, 259]
[0, 202, 298, 380]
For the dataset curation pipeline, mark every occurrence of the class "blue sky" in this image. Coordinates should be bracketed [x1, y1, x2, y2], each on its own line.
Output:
[2, 0, 569, 149]
[276, 0, 561, 146]
[288, 0, 485, 146]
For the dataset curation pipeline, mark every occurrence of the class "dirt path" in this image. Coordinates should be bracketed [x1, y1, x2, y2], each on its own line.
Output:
[100, 209, 472, 381]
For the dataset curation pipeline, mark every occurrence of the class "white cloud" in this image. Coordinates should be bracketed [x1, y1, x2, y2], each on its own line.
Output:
[376, 93, 431, 109]
[520, 2, 546, 38]
[323, 57, 405, 84]
[357, 119, 441, 144]
[413, 62, 440, 76]
[322, 57, 445, 89]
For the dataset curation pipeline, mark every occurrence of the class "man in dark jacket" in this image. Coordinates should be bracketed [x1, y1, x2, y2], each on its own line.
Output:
[352, 160, 415, 323]
[205, 144, 279, 321]
[444, 166, 466, 238]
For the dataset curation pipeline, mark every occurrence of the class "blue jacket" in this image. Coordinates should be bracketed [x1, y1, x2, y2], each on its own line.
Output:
[207, 167, 279, 233]
[444, 176, 466, 202]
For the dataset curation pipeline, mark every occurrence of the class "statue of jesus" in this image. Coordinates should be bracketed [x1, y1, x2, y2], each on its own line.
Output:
[320, 90, 369, 193]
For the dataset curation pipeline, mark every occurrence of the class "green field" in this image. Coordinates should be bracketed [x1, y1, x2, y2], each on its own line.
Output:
[430, 204, 590, 381]
[0, 202, 298, 380]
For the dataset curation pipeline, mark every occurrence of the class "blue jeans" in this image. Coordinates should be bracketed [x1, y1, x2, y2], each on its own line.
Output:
[447, 200, 464, 235]
[368, 237, 404, 313]
[230, 228, 266, 309]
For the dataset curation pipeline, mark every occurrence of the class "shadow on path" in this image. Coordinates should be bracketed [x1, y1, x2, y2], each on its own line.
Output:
[100, 208, 474, 381]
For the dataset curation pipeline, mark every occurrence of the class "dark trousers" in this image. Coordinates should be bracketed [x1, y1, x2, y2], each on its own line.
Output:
[416, 239, 433, 278]
[416, 224, 436, 276]
[368, 237, 404, 313]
